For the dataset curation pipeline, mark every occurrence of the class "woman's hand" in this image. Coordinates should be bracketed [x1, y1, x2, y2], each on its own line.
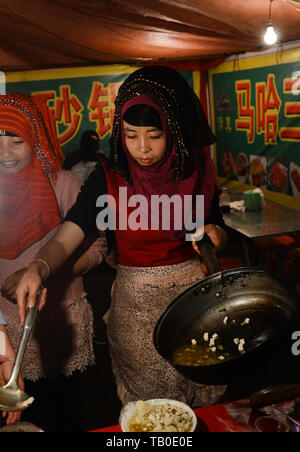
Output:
[0, 357, 24, 425]
[192, 224, 227, 256]
[15, 263, 47, 326]
[1, 268, 28, 301]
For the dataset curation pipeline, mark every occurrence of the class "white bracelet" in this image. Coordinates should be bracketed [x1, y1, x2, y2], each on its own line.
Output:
[33, 258, 51, 280]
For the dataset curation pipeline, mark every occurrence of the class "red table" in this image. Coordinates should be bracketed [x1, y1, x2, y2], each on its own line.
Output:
[91, 399, 296, 432]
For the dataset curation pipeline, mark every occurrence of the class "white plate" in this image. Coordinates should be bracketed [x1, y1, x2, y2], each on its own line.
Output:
[119, 398, 197, 432]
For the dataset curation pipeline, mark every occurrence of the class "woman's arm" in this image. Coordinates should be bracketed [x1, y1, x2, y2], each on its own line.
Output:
[15, 221, 85, 325]
[16, 166, 108, 325]
[3, 167, 108, 303]
[68, 231, 108, 277]
[192, 188, 227, 254]
[56, 165, 108, 276]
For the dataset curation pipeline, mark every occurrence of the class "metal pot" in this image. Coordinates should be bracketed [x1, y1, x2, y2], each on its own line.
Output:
[154, 235, 298, 385]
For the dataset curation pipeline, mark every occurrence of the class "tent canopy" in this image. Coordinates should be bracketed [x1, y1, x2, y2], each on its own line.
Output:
[1, 0, 300, 72]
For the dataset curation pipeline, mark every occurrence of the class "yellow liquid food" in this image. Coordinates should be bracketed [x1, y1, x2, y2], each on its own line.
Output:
[128, 422, 155, 432]
[173, 343, 228, 366]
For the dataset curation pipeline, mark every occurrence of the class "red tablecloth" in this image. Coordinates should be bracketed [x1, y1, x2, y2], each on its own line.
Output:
[90, 399, 296, 432]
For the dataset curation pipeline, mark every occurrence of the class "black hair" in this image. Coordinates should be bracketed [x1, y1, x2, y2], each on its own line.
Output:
[122, 104, 163, 130]
[80, 130, 99, 147]
[79, 130, 99, 161]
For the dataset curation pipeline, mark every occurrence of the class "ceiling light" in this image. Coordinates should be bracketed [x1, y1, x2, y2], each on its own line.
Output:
[264, 0, 278, 45]
[264, 24, 278, 45]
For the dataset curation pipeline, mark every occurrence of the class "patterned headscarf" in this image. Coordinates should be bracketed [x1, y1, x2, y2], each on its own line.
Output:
[0, 92, 64, 259]
[0, 92, 63, 179]
[109, 65, 216, 181]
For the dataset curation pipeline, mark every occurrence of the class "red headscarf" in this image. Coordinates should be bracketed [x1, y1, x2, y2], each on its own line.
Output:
[121, 94, 216, 240]
[0, 92, 64, 259]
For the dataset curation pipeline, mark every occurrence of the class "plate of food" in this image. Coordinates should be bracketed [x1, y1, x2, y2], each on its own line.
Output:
[249, 155, 267, 187]
[235, 152, 249, 182]
[119, 398, 197, 432]
[290, 162, 300, 198]
[267, 159, 288, 193]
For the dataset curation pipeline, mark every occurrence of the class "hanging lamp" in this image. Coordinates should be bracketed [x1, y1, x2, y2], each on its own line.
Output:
[264, 0, 278, 45]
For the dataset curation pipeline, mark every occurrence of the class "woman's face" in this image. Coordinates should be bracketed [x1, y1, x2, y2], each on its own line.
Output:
[0, 136, 32, 174]
[123, 120, 167, 166]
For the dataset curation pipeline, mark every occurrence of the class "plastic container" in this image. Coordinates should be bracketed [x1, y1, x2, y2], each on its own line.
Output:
[243, 190, 262, 210]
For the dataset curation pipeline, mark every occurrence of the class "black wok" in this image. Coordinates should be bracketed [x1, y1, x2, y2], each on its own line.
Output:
[154, 235, 298, 385]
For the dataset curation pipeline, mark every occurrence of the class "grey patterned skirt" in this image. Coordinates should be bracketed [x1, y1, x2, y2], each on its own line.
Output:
[5, 295, 95, 381]
[105, 256, 226, 407]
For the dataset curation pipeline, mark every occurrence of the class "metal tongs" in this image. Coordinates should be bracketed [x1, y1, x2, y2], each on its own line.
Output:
[0, 290, 42, 412]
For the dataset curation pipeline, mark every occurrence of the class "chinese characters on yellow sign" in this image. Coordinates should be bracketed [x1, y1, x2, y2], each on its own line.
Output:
[33, 82, 122, 146]
[216, 73, 300, 144]
[6, 66, 196, 158]
[211, 55, 300, 197]
[233, 74, 300, 144]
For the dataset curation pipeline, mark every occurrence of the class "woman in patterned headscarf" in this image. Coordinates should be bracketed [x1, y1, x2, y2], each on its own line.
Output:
[15, 67, 227, 409]
[0, 92, 107, 430]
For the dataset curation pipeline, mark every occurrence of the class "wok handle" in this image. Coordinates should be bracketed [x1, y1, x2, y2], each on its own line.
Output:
[196, 233, 222, 275]
[249, 384, 300, 408]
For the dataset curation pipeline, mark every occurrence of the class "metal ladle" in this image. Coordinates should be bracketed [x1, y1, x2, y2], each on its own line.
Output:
[0, 291, 41, 412]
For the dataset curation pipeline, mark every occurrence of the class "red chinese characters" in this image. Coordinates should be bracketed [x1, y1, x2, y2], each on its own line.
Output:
[54, 86, 83, 144]
[235, 80, 255, 143]
[256, 74, 281, 145]
[279, 74, 300, 141]
[33, 86, 84, 145]
[235, 73, 300, 144]
[88, 81, 121, 138]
